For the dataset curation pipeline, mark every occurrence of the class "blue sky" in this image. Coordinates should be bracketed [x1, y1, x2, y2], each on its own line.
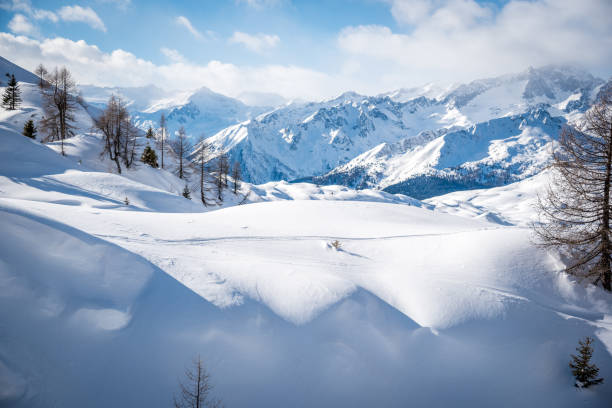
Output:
[0, 0, 610, 101]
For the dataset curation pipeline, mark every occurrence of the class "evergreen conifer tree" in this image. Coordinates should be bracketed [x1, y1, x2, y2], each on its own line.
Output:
[141, 145, 159, 167]
[2, 74, 21, 110]
[182, 185, 191, 199]
[569, 336, 604, 388]
[22, 120, 36, 139]
[146, 126, 154, 139]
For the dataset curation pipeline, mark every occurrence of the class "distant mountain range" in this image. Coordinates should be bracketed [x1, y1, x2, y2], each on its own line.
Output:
[4, 54, 608, 199]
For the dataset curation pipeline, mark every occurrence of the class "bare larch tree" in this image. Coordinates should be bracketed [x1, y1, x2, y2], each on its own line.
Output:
[174, 355, 222, 408]
[215, 153, 229, 202]
[195, 138, 209, 206]
[34, 63, 48, 89]
[159, 113, 167, 169]
[171, 126, 192, 179]
[39, 67, 78, 155]
[95, 95, 137, 174]
[231, 162, 241, 195]
[535, 90, 612, 291]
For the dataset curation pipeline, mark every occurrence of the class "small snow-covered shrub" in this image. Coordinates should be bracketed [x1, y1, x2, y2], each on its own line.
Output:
[330, 240, 342, 250]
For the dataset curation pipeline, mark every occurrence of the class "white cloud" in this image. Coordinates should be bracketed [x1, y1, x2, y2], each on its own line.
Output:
[339, 0, 612, 86]
[160, 47, 186, 63]
[58, 5, 106, 32]
[389, 0, 434, 24]
[98, 0, 132, 10]
[229, 31, 280, 53]
[176, 16, 204, 40]
[7, 14, 36, 36]
[0, 33, 344, 101]
[236, 0, 283, 9]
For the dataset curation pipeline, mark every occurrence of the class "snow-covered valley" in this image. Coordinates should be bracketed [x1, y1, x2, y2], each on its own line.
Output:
[1, 57, 611, 407]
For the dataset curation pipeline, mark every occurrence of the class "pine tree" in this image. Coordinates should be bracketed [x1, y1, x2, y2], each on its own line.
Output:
[182, 185, 191, 199]
[146, 126, 154, 139]
[22, 120, 36, 139]
[124, 196, 130, 206]
[2, 73, 21, 110]
[569, 336, 604, 388]
[141, 145, 159, 167]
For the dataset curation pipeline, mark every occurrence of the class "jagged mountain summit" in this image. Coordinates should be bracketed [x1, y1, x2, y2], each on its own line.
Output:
[315, 108, 564, 199]
[201, 65, 606, 196]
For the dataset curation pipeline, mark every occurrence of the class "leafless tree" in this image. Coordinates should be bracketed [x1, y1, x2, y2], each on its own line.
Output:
[231, 162, 241, 195]
[173, 355, 223, 408]
[215, 153, 229, 202]
[159, 113, 167, 169]
[170, 126, 193, 180]
[535, 90, 612, 291]
[195, 138, 209, 206]
[34, 63, 48, 89]
[95, 95, 137, 174]
[39, 67, 77, 155]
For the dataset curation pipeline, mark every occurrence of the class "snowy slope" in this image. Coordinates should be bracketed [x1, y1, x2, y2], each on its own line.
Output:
[0, 55, 39, 84]
[2, 60, 612, 408]
[317, 108, 563, 199]
[2, 146, 612, 406]
[203, 66, 604, 188]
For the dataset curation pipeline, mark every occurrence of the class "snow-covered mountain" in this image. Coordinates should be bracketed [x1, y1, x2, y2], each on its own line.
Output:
[203, 66, 606, 194]
[314, 108, 564, 199]
[80, 84, 272, 140]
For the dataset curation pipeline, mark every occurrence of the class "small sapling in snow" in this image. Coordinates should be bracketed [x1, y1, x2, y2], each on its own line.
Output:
[569, 336, 603, 388]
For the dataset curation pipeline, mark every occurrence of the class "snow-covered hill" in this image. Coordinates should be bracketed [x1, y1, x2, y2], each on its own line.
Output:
[202, 66, 605, 192]
[2, 126, 612, 406]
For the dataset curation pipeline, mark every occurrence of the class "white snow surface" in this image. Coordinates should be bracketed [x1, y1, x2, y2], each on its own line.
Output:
[1, 72, 612, 407]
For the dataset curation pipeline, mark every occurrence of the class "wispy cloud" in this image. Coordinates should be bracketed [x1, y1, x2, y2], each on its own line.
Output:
[160, 47, 186, 63]
[58, 5, 106, 32]
[176, 16, 204, 40]
[236, 0, 284, 9]
[229, 31, 280, 53]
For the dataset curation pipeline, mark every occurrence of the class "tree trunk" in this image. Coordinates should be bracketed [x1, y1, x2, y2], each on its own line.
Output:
[604, 123, 612, 291]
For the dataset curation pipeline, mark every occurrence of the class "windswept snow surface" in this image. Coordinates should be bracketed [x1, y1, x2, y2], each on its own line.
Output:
[1, 74, 612, 407]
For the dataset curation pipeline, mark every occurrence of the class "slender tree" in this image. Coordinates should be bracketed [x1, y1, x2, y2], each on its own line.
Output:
[39, 67, 78, 155]
[170, 126, 192, 180]
[159, 113, 166, 169]
[232, 161, 241, 194]
[2, 73, 21, 110]
[174, 355, 222, 408]
[215, 154, 229, 202]
[535, 91, 612, 291]
[22, 120, 36, 139]
[34, 63, 48, 89]
[569, 336, 604, 388]
[196, 139, 209, 206]
[95, 95, 135, 174]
